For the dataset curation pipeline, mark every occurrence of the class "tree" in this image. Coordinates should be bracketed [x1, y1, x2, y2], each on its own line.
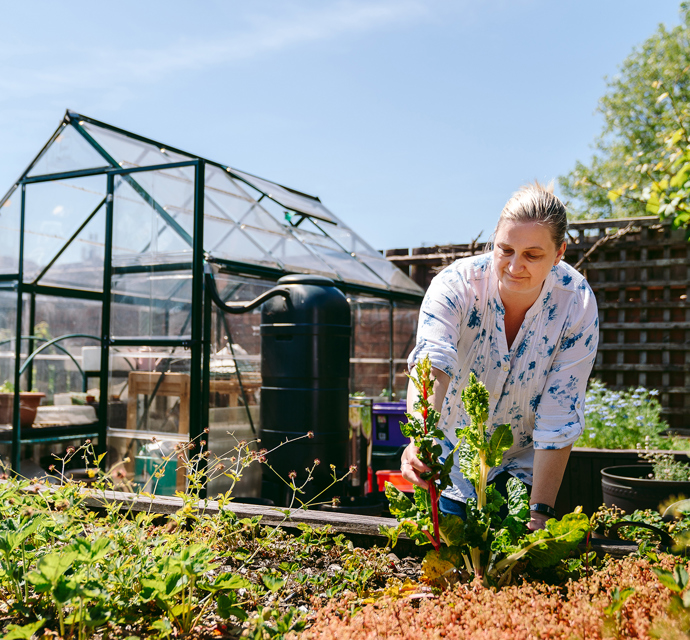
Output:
[559, 3, 690, 226]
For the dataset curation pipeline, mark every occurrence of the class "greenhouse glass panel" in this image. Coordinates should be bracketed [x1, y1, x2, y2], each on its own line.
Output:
[111, 270, 193, 340]
[316, 221, 385, 258]
[246, 228, 339, 276]
[38, 204, 106, 291]
[206, 273, 269, 497]
[29, 296, 102, 401]
[0, 289, 18, 389]
[204, 216, 280, 268]
[0, 189, 21, 274]
[204, 181, 256, 223]
[204, 164, 253, 199]
[27, 123, 109, 177]
[355, 253, 424, 294]
[111, 168, 195, 265]
[230, 169, 335, 223]
[238, 202, 295, 235]
[351, 362, 390, 398]
[81, 121, 194, 169]
[107, 345, 192, 495]
[351, 297, 391, 360]
[23, 175, 106, 282]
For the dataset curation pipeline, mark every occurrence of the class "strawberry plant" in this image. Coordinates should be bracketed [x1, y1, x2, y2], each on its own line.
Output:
[384, 356, 590, 587]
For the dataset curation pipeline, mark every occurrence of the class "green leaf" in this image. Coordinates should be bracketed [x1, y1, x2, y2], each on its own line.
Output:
[217, 593, 248, 621]
[379, 524, 402, 548]
[497, 512, 590, 572]
[439, 514, 466, 547]
[149, 618, 172, 637]
[604, 587, 635, 615]
[653, 567, 683, 592]
[385, 482, 413, 514]
[486, 423, 513, 467]
[506, 477, 530, 519]
[262, 573, 285, 593]
[209, 572, 252, 592]
[422, 546, 464, 584]
[32, 549, 78, 584]
[674, 565, 689, 590]
[2, 619, 46, 640]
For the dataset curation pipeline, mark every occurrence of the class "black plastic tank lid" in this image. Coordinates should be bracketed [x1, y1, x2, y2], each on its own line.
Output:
[277, 274, 336, 286]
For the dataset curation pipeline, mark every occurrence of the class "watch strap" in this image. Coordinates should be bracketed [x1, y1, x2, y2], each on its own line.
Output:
[529, 503, 556, 518]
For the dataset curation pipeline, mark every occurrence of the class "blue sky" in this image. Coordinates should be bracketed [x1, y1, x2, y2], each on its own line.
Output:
[0, 0, 682, 251]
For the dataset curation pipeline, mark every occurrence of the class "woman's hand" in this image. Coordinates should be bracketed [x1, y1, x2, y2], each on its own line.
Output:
[400, 442, 432, 490]
[527, 511, 550, 531]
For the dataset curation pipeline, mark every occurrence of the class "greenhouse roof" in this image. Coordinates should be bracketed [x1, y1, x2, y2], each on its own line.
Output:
[0, 110, 423, 299]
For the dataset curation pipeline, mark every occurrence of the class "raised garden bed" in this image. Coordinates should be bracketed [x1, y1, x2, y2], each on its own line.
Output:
[2, 476, 688, 639]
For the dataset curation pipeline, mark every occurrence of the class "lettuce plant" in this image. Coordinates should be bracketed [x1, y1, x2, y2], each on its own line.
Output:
[384, 357, 590, 587]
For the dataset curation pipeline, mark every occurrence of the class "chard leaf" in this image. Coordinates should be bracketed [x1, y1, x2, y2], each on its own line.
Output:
[422, 546, 464, 584]
[486, 423, 513, 467]
[463, 500, 493, 551]
[497, 513, 590, 571]
[385, 483, 414, 518]
[457, 436, 480, 487]
[492, 478, 530, 550]
[385, 483, 433, 546]
[506, 477, 530, 519]
[439, 514, 466, 547]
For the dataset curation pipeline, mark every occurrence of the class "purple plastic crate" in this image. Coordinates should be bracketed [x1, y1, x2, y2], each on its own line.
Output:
[372, 400, 408, 447]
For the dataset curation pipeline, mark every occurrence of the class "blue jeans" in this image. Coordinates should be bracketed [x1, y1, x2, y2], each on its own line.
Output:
[438, 471, 531, 520]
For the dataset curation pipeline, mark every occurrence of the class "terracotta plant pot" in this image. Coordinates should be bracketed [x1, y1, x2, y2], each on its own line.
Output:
[0, 392, 46, 428]
[601, 464, 690, 513]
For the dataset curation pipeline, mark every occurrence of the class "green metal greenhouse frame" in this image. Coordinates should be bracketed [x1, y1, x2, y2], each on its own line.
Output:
[0, 110, 423, 477]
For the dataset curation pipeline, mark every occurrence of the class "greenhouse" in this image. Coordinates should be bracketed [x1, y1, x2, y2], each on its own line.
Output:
[0, 110, 423, 494]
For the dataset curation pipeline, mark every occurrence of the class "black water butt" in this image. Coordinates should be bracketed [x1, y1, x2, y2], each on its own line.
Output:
[259, 275, 351, 506]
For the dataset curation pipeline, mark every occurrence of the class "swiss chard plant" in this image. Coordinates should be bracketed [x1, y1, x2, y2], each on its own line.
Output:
[384, 356, 590, 587]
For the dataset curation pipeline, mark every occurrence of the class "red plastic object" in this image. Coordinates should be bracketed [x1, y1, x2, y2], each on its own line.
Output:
[376, 469, 414, 493]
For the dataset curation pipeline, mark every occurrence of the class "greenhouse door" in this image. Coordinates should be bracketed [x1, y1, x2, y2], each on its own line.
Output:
[101, 160, 206, 495]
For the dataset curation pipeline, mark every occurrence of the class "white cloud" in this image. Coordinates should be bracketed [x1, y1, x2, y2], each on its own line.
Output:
[0, 1, 429, 102]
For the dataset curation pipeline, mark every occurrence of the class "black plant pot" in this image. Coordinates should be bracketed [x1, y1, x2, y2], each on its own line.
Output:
[601, 465, 690, 513]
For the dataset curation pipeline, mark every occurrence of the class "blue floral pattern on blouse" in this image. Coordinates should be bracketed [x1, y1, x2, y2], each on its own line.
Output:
[408, 253, 598, 501]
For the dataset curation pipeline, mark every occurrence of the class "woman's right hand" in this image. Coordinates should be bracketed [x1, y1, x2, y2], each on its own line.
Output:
[400, 442, 431, 490]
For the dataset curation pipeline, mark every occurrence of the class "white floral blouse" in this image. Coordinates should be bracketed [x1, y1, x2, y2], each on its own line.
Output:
[408, 252, 599, 501]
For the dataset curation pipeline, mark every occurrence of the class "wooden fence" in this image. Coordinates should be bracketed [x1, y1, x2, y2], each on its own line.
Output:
[386, 216, 690, 431]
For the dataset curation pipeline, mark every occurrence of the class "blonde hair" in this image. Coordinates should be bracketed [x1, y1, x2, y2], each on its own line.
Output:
[495, 181, 568, 248]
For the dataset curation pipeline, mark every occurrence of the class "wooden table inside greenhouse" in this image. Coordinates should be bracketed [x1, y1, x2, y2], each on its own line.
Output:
[126, 371, 262, 434]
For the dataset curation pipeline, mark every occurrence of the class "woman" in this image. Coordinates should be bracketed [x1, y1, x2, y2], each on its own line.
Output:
[401, 182, 598, 531]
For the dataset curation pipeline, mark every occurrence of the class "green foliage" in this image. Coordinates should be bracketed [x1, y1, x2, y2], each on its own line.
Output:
[640, 449, 690, 481]
[385, 363, 590, 588]
[560, 4, 690, 224]
[0, 436, 389, 638]
[575, 379, 685, 450]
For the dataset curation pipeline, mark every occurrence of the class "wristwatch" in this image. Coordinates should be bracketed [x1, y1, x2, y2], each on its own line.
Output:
[529, 503, 556, 518]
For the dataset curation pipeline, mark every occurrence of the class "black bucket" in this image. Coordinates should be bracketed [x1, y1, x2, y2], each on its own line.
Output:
[601, 465, 690, 513]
